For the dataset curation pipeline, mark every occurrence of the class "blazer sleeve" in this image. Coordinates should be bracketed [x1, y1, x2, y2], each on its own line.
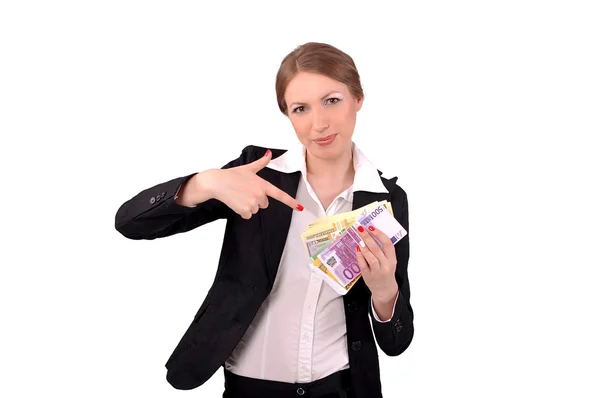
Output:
[114, 145, 255, 240]
[368, 184, 414, 356]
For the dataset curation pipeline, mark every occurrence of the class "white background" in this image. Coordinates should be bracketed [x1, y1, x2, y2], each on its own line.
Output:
[1, 1, 599, 397]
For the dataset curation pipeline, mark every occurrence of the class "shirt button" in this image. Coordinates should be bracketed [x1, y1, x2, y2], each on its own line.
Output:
[297, 387, 305, 395]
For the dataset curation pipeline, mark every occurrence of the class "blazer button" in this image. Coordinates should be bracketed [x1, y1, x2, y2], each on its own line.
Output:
[296, 387, 305, 395]
[347, 301, 357, 312]
[394, 319, 403, 332]
[149, 197, 156, 204]
[351, 341, 363, 351]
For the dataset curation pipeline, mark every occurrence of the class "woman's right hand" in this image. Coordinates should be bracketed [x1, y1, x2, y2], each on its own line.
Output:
[184, 149, 304, 219]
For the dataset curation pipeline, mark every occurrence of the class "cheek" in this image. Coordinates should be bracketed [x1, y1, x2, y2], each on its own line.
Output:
[291, 117, 311, 137]
[337, 106, 357, 132]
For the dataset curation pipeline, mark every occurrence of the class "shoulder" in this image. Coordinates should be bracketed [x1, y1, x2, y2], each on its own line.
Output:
[378, 172, 408, 204]
[378, 173, 409, 230]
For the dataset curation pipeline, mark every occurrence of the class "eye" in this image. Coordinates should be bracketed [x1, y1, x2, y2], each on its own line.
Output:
[326, 97, 341, 105]
[292, 106, 306, 114]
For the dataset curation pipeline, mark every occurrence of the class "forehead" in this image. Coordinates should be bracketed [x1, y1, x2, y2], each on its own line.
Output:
[285, 72, 348, 103]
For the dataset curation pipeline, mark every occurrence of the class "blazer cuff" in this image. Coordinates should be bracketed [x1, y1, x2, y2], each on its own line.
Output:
[173, 173, 199, 208]
[370, 290, 399, 323]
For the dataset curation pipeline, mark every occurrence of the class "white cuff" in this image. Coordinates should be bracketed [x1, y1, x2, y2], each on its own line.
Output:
[371, 291, 399, 323]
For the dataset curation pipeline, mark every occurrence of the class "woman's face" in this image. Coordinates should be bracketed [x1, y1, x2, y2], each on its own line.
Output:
[284, 72, 362, 161]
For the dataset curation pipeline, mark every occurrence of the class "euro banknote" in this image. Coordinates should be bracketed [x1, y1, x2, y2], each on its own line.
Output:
[306, 202, 407, 295]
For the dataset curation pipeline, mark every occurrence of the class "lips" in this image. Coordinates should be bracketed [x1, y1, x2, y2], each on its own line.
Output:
[314, 134, 336, 143]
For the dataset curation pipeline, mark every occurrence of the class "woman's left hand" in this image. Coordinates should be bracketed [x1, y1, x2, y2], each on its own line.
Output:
[355, 225, 399, 301]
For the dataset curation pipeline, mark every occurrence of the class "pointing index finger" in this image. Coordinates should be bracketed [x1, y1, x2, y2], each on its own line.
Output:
[263, 181, 304, 211]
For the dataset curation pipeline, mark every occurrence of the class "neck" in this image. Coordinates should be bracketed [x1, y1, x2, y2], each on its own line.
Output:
[306, 144, 355, 184]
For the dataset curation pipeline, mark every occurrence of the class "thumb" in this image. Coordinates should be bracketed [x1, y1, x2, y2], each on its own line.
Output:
[245, 149, 272, 173]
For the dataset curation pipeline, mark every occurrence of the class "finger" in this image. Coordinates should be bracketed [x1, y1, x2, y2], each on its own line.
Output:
[356, 246, 370, 275]
[357, 225, 386, 262]
[368, 226, 396, 262]
[264, 181, 304, 211]
[355, 234, 380, 271]
[240, 210, 252, 220]
[244, 149, 273, 174]
[258, 195, 269, 209]
[360, 244, 381, 271]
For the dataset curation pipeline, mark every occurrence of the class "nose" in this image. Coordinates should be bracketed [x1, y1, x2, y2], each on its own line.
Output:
[312, 109, 329, 133]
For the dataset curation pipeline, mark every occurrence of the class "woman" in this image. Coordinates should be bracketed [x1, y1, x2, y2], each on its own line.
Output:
[115, 42, 413, 398]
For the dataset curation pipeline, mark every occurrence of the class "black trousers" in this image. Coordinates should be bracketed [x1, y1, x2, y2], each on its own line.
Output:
[223, 368, 356, 398]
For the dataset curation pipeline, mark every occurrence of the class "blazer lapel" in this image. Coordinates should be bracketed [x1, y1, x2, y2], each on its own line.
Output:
[258, 168, 301, 285]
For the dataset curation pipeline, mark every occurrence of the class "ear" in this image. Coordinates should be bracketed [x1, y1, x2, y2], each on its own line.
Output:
[355, 95, 363, 112]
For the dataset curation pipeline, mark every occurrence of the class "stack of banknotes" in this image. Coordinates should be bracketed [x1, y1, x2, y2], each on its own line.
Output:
[301, 201, 407, 295]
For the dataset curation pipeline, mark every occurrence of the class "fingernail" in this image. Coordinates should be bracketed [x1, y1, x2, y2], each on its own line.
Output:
[359, 241, 366, 248]
[296, 204, 304, 211]
[368, 225, 375, 232]
[264, 149, 271, 157]
[356, 245, 361, 252]
[357, 226, 365, 233]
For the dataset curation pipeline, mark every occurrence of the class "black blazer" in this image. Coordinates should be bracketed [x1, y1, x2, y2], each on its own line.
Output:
[114, 145, 413, 398]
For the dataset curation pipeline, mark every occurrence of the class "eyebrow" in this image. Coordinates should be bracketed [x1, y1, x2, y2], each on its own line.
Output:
[289, 91, 341, 108]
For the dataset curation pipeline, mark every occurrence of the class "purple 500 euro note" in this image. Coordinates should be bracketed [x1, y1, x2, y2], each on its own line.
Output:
[316, 226, 364, 287]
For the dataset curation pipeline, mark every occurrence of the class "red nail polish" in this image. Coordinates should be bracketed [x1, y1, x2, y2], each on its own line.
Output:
[356, 245, 360, 252]
[368, 225, 375, 232]
[264, 149, 271, 157]
[358, 226, 365, 233]
[296, 204, 304, 211]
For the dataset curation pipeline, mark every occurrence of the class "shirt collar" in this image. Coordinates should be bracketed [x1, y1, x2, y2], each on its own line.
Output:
[266, 141, 389, 197]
